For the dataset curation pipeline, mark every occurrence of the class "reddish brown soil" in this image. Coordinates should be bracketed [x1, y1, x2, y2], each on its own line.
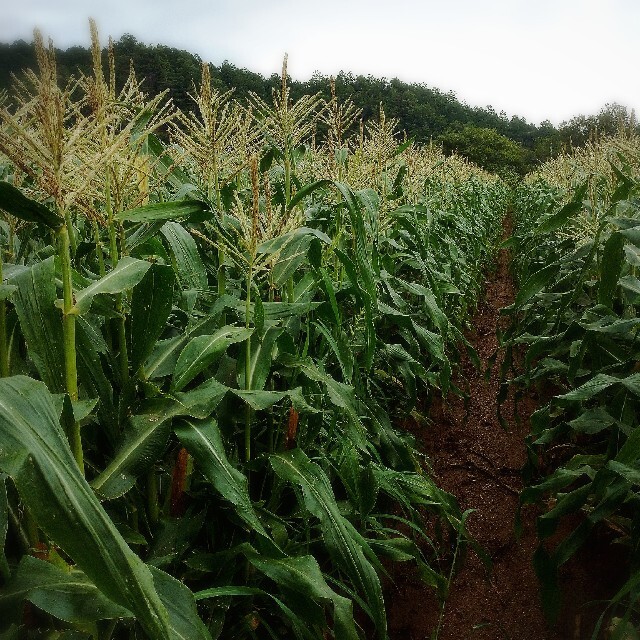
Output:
[386, 230, 624, 640]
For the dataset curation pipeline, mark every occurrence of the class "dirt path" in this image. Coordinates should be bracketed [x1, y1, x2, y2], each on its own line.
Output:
[386, 227, 575, 639]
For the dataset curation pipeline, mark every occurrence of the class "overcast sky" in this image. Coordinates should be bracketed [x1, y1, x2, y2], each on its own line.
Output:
[2, 0, 638, 125]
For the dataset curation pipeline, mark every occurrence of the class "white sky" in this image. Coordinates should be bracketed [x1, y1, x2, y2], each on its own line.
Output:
[2, 0, 639, 125]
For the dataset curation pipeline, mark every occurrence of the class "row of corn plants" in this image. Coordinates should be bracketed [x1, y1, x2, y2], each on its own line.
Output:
[0, 26, 506, 639]
[502, 134, 640, 638]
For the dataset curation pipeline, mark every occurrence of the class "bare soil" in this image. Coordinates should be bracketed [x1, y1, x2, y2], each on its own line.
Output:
[386, 228, 624, 640]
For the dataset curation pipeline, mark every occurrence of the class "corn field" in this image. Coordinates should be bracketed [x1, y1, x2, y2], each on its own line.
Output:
[4, 20, 638, 640]
[0, 26, 508, 640]
[503, 132, 640, 638]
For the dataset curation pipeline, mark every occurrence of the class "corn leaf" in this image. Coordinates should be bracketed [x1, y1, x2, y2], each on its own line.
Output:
[236, 325, 283, 390]
[0, 375, 208, 640]
[173, 326, 253, 391]
[0, 182, 63, 229]
[243, 547, 359, 640]
[11, 257, 66, 393]
[0, 556, 133, 625]
[130, 263, 174, 372]
[72, 257, 151, 315]
[174, 418, 268, 538]
[0, 284, 16, 301]
[161, 222, 207, 292]
[598, 232, 624, 307]
[270, 449, 386, 638]
[535, 182, 587, 235]
[116, 199, 208, 223]
[91, 399, 176, 500]
[514, 263, 559, 308]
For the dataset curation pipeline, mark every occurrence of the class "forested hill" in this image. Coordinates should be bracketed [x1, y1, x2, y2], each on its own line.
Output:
[0, 35, 636, 175]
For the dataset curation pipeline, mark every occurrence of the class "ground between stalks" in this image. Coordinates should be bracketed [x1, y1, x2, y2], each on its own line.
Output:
[386, 217, 624, 640]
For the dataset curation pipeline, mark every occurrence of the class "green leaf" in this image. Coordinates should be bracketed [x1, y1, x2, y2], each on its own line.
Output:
[607, 461, 640, 485]
[130, 264, 174, 373]
[11, 257, 66, 392]
[231, 388, 315, 412]
[535, 182, 587, 235]
[148, 565, 212, 640]
[558, 374, 617, 401]
[257, 227, 331, 255]
[620, 373, 640, 396]
[619, 275, 640, 296]
[237, 325, 283, 390]
[237, 301, 322, 323]
[174, 418, 269, 538]
[0, 284, 16, 301]
[598, 232, 624, 307]
[145, 335, 188, 380]
[334, 182, 377, 370]
[161, 222, 207, 292]
[116, 199, 209, 223]
[0, 474, 7, 580]
[75, 317, 117, 437]
[0, 182, 63, 229]
[270, 449, 386, 638]
[91, 399, 175, 499]
[173, 326, 253, 391]
[196, 585, 314, 640]
[287, 180, 332, 211]
[569, 407, 616, 434]
[514, 264, 559, 308]
[0, 375, 208, 640]
[284, 357, 362, 437]
[0, 556, 133, 624]
[72, 257, 151, 315]
[174, 378, 229, 418]
[314, 321, 354, 382]
[244, 548, 359, 640]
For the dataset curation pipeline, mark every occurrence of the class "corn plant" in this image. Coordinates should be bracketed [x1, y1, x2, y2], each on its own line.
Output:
[502, 139, 640, 637]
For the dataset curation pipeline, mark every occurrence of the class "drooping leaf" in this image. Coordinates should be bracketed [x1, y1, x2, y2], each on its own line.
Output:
[0, 285, 16, 301]
[91, 399, 176, 500]
[287, 180, 332, 212]
[75, 317, 117, 438]
[313, 321, 354, 382]
[514, 264, 559, 308]
[535, 182, 587, 235]
[0, 474, 7, 579]
[0, 182, 63, 229]
[174, 418, 268, 538]
[236, 325, 283, 390]
[557, 374, 618, 401]
[619, 275, 640, 296]
[0, 556, 133, 625]
[146, 334, 188, 380]
[72, 257, 151, 315]
[148, 565, 212, 640]
[270, 449, 386, 638]
[598, 232, 624, 307]
[196, 585, 314, 640]
[173, 326, 253, 391]
[243, 547, 359, 640]
[0, 375, 206, 640]
[161, 222, 208, 292]
[231, 387, 315, 413]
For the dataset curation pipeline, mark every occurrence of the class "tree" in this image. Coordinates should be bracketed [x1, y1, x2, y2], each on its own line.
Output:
[439, 124, 531, 176]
